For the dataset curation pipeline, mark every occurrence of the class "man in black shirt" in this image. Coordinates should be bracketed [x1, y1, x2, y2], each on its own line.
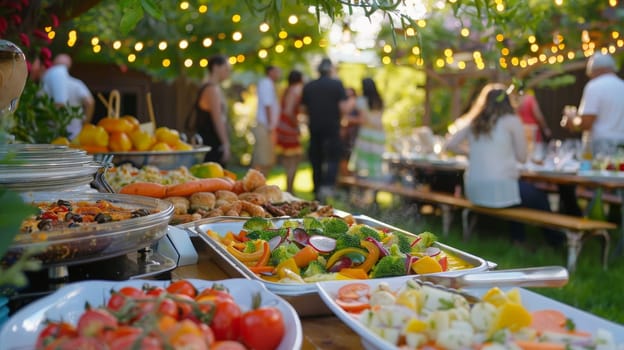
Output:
[301, 58, 348, 201]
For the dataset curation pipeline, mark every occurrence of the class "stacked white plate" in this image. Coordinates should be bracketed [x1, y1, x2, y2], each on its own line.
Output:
[0, 144, 102, 192]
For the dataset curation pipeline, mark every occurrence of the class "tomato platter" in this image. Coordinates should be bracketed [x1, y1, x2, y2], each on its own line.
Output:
[0, 278, 302, 350]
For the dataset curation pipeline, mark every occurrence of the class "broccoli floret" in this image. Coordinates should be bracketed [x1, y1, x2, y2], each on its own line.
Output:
[246, 228, 288, 241]
[370, 252, 407, 279]
[243, 217, 273, 231]
[302, 260, 327, 278]
[270, 242, 300, 266]
[411, 231, 438, 252]
[335, 234, 362, 251]
[281, 219, 300, 229]
[348, 224, 382, 241]
[303, 216, 324, 231]
[321, 217, 349, 236]
[243, 240, 257, 253]
[386, 232, 412, 254]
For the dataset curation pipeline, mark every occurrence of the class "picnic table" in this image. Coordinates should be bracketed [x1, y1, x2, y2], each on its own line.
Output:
[383, 153, 624, 258]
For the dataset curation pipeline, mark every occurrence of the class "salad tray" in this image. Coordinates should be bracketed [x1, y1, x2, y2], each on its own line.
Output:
[179, 215, 490, 316]
[0, 278, 302, 350]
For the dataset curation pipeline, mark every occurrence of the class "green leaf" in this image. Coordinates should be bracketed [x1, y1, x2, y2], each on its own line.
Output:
[141, 0, 164, 20]
[0, 189, 36, 258]
[119, 0, 144, 36]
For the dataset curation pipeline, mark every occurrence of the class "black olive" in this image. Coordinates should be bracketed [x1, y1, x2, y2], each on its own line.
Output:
[65, 213, 82, 223]
[94, 213, 112, 224]
[57, 199, 71, 208]
[68, 222, 81, 228]
[37, 219, 53, 231]
[131, 209, 150, 218]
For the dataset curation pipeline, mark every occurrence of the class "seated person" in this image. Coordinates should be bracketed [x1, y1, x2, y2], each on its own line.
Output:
[445, 83, 562, 246]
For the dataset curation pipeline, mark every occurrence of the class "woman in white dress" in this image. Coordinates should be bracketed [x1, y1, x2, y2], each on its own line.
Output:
[445, 83, 560, 245]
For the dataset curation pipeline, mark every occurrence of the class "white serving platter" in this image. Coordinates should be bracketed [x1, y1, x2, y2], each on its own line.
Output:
[0, 278, 302, 350]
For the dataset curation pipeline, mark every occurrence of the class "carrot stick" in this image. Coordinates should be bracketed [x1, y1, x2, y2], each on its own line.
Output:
[165, 178, 233, 197]
[119, 182, 167, 198]
[292, 245, 319, 268]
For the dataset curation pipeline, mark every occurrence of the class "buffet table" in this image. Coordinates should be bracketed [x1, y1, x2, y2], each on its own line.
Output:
[172, 237, 364, 350]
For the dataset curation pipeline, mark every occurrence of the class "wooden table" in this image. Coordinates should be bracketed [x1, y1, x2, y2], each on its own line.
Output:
[385, 154, 624, 257]
[171, 238, 364, 350]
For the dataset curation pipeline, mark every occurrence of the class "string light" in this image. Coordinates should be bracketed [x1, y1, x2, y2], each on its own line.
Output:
[259, 23, 270, 32]
[128, 54, 136, 63]
[162, 59, 170, 67]
[383, 44, 392, 53]
[93, 45, 101, 53]
[91, 37, 99, 46]
[412, 46, 421, 55]
[232, 32, 243, 41]
[278, 31, 288, 39]
[134, 42, 144, 51]
[198, 5, 207, 13]
[202, 38, 213, 47]
[258, 49, 268, 59]
[302, 36, 312, 45]
[48, 31, 56, 40]
[158, 41, 168, 50]
[275, 44, 284, 53]
[460, 28, 470, 37]
[294, 40, 303, 48]
[113, 40, 121, 50]
[232, 14, 241, 23]
[288, 15, 298, 24]
[406, 27, 416, 36]
[179, 40, 189, 49]
[382, 56, 391, 64]
[179, 2, 189, 10]
[236, 54, 245, 62]
[199, 58, 208, 67]
[184, 58, 193, 67]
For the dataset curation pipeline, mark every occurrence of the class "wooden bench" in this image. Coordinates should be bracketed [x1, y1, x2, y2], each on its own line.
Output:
[337, 176, 616, 272]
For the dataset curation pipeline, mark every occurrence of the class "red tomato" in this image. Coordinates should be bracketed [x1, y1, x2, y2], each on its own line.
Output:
[335, 298, 371, 313]
[170, 333, 209, 350]
[36, 322, 77, 349]
[438, 256, 448, 271]
[198, 323, 215, 346]
[337, 283, 370, 301]
[102, 326, 143, 345]
[158, 298, 179, 319]
[145, 286, 166, 297]
[174, 294, 196, 320]
[196, 287, 234, 303]
[210, 299, 242, 341]
[118, 286, 145, 298]
[240, 307, 285, 350]
[107, 286, 145, 311]
[210, 340, 247, 350]
[77, 308, 118, 337]
[55, 336, 107, 350]
[108, 333, 163, 350]
[167, 280, 197, 298]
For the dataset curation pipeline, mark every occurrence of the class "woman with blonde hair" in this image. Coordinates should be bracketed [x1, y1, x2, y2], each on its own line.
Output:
[445, 84, 560, 245]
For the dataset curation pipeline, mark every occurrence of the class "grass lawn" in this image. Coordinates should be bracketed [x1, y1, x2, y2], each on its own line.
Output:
[259, 161, 624, 325]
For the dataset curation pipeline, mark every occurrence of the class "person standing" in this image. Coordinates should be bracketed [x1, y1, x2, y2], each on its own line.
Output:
[445, 83, 560, 245]
[339, 87, 363, 176]
[301, 58, 348, 201]
[348, 78, 386, 180]
[561, 52, 624, 152]
[275, 69, 304, 194]
[252, 65, 281, 176]
[40, 53, 95, 140]
[516, 87, 552, 144]
[191, 54, 232, 166]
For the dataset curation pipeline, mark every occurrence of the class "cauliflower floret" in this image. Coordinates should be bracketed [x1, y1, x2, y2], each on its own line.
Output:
[470, 302, 498, 332]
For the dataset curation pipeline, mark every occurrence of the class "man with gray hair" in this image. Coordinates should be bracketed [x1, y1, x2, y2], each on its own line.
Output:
[301, 58, 348, 201]
[562, 52, 624, 150]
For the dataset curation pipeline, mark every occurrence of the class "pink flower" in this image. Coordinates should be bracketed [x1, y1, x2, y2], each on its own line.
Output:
[50, 14, 59, 27]
[11, 14, 22, 25]
[43, 58, 52, 69]
[19, 32, 30, 48]
[39, 47, 51, 60]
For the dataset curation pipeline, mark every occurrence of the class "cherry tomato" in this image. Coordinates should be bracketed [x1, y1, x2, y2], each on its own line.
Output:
[196, 287, 233, 303]
[337, 283, 370, 300]
[55, 336, 107, 350]
[145, 286, 166, 297]
[167, 280, 197, 298]
[158, 298, 179, 319]
[108, 333, 163, 350]
[77, 308, 118, 337]
[335, 298, 371, 313]
[40, 212, 58, 221]
[173, 294, 195, 320]
[102, 326, 143, 346]
[210, 299, 242, 341]
[36, 322, 77, 349]
[198, 323, 215, 346]
[240, 306, 285, 350]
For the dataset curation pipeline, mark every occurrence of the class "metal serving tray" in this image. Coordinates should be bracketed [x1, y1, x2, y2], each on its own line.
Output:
[179, 215, 490, 316]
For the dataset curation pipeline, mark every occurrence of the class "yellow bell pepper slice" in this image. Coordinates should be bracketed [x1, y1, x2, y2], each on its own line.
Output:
[359, 240, 380, 273]
[325, 247, 368, 270]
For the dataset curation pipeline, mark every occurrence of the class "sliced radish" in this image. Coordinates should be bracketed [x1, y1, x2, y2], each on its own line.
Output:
[328, 256, 352, 272]
[410, 236, 423, 247]
[365, 237, 389, 257]
[308, 235, 336, 253]
[268, 235, 284, 251]
[292, 227, 310, 245]
[405, 254, 419, 274]
[425, 246, 441, 257]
